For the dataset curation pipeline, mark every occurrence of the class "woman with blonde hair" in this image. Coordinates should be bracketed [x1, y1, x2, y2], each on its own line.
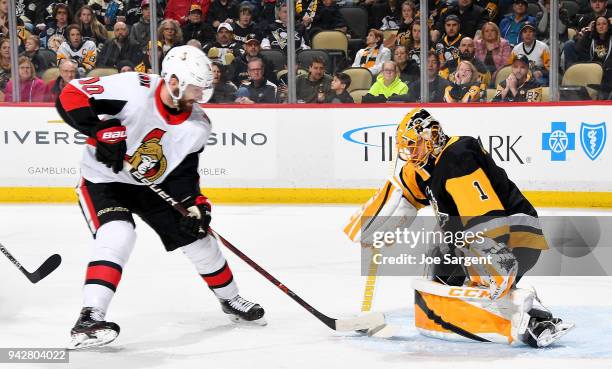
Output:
[474, 22, 511, 75]
[75, 5, 107, 49]
[3, 56, 46, 102]
[158, 19, 184, 57]
[443, 60, 482, 103]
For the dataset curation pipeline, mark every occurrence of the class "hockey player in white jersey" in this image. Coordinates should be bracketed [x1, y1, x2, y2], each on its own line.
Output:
[56, 45, 265, 350]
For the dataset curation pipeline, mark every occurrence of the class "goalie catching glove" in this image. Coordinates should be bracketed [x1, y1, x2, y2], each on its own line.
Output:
[94, 118, 127, 173]
[179, 195, 212, 239]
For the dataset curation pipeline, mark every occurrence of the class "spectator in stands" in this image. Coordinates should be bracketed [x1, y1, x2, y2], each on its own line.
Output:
[0, 37, 10, 94]
[385, 0, 416, 49]
[117, 59, 136, 72]
[158, 18, 183, 56]
[296, 56, 332, 103]
[56, 25, 98, 76]
[405, 20, 423, 66]
[325, 72, 353, 103]
[89, 0, 126, 30]
[203, 22, 240, 65]
[509, 24, 550, 85]
[563, 0, 612, 70]
[135, 40, 163, 72]
[181, 4, 215, 45]
[394, 44, 419, 84]
[235, 57, 277, 103]
[441, 37, 490, 87]
[165, 0, 211, 27]
[0, 0, 9, 37]
[40, 3, 71, 49]
[406, 50, 451, 102]
[75, 5, 108, 49]
[436, 14, 463, 71]
[296, 0, 317, 29]
[186, 39, 202, 48]
[20, 35, 53, 77]
[3, 56, 46, 102]
[310, 0, 348, 36]
[232, 4, 257, 46]
[210, 61, 237, 102]
[353, 29, 391, 76]
[443, 60, 482, 102]
[208, 0, 239, 29]
[379, 0, 402, 31]
[536, 0, 569, 45]
[578, 15, 611, 66]
[98, 21, 143, 68]
[366, 60, 408, 99]
[130, 0, 156, 52]
[492, 54, 542, 102]
[499, 0, 536, 47]
[433, 0, 489, 41]
[474, 21, 511, 75]
[261, 2, 309, 54]
[229, 33, 276, 86]
[45, 58, 77, 102]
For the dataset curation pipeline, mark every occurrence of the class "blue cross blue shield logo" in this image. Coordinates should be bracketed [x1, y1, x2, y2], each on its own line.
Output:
[580, 122, 606, 161]
[542, 122, 575, 161]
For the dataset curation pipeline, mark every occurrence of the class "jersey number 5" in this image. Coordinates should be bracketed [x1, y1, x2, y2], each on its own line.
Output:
[473, 181, 489, 201]
[78, 77, 104, 95]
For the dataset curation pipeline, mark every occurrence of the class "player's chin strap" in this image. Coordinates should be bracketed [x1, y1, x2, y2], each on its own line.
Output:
[163, 78, 183, 108]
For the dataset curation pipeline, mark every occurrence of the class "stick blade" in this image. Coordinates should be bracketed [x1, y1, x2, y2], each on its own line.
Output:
[334, 312, 386, 331]
[27, 254, 62, 283]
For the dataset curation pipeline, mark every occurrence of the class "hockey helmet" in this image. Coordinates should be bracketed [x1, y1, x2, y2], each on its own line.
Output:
[396, 108, 447, 167]
[161, 45, 214, 104]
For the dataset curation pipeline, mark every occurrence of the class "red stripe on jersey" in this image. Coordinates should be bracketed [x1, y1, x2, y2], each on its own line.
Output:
[155, 81, 191, 125]
[80, 178, 100, 230]
[86, 264, 122, 288]
[59, 83, 91, 111]
[201, 263, 234, 288]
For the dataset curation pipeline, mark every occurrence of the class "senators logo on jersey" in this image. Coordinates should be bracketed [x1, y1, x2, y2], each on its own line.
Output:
[127, 129, 168, 182]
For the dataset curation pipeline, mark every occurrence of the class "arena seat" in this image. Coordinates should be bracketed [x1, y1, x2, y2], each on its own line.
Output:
[260, 49, 287, 75]
[341, 67, 374, 92]
[349, 89, 370, 103]
[297, 49, 332, 74]
[311, 31, 349, 72]
[494, 65, 513, 87]
[87, 68, 118, 77]
[41, 67, 60, 84]
[562, 63, 604, 100]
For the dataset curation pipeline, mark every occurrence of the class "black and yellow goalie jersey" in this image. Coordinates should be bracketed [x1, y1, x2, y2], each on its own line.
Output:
[399, 136, 548, 251]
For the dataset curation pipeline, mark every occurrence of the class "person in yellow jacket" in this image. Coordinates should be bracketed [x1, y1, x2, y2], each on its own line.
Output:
[366, 61, 409, 100]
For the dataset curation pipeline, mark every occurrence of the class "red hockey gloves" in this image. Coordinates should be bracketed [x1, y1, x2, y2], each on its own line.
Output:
[95, 119, 127, 173]
[179, 195, 212, 239]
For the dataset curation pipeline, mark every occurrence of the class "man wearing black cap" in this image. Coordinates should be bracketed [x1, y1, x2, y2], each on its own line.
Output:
[492, 54, 542, 102]
[499, 0, 537, 46]
[436, 15, 464, 71]
[510, 23, 551, 84]
[129, 0, 158, 52]
[228, 33, 277, 86]
[433, 0, 490, 42]
[182, 4, 215, 45]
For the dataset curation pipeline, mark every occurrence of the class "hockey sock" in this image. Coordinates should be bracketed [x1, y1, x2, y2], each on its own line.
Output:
[182, 236, 238, 300]
[82, 221, 136, 317]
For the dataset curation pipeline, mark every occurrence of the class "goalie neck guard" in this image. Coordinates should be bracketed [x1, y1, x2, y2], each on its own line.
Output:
[396, 108, 448, 168]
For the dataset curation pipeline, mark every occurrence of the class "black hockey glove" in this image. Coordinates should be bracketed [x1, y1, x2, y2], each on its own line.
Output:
[94, 118, 127, 173]
[179, 195, 212, 239]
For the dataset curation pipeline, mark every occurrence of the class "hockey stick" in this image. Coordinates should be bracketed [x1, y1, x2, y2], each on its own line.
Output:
[0, 243, 61, 283]
[124, 162, 385, 332]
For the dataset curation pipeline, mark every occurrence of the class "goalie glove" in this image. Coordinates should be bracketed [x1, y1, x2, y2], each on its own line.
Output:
[179, 195, 212, 239]
[94, 118, 127, 173]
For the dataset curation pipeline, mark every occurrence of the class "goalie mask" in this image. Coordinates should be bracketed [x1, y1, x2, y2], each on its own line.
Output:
[396, 108, 448, 167]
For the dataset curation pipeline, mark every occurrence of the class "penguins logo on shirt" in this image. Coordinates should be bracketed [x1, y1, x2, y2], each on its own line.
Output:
[127, 129, 168, 182]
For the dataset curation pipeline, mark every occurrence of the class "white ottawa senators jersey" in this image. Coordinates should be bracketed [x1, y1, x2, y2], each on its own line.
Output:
[57, 72, 212, 186]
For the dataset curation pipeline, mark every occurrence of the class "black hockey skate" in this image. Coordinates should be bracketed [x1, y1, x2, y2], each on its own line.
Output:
[67, 307, 120, 350]
[220, 295, 266, 325]
[521, 308, 574, 348]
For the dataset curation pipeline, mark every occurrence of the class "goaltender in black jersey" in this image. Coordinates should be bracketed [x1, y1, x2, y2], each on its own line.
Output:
[345, 108, 573, 347]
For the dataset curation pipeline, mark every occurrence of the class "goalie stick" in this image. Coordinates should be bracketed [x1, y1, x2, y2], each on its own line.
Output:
[124, 162, 385, 332]
[0, 243, 61, 283]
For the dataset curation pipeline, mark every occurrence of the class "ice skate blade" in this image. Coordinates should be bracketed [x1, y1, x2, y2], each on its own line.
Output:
[67, 329, 119, 350]
[226, 314, 268, 326]
[537, 322, 575, 348]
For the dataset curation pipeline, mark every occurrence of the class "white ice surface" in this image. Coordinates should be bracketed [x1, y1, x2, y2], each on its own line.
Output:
[0, 205, 611, 369]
